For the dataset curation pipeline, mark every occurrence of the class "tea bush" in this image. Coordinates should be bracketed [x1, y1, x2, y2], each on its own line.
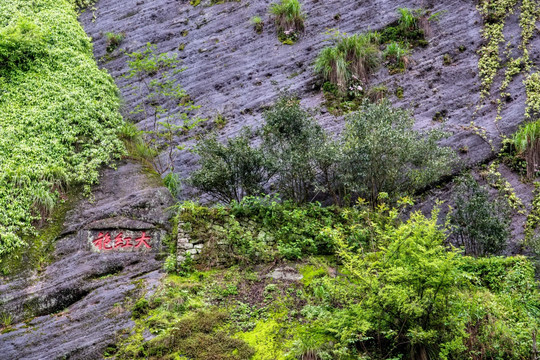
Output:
[190, 129, 271, 203]
[341, 100, 456, 205]
[192, 97, 456, 207]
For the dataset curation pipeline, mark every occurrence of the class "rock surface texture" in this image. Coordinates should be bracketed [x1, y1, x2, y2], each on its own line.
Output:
[0, 0, 538, 358]
[81, 0, 539, 182]
[0, 161, 174, 359]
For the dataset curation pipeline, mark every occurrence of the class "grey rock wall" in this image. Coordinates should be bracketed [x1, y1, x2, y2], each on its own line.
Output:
[0, 161, 174, 359]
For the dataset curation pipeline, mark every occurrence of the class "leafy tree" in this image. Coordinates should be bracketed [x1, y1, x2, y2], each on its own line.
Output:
[331, 208, 465, 358]
[340, 99, 455, 205]
[448, 174, 511, 256]
[261, 95, 326, 203]
[125, 43, 204, 175]
[190, 129, 271, 203]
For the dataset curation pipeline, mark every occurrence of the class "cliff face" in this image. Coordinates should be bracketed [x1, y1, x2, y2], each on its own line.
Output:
[0, 0, 538, 358]
[0, 161, 174, 359]
[81, 0, 538, 175]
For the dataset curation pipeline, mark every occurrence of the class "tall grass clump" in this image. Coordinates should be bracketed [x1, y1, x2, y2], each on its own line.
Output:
[270, 0, 304, 32]
[269, 0, 305, 43]
[314, 31, 381, 93]
[383, 41, 410, 72]
[513, 120, 540, 179]
[397, 7, 417, 32]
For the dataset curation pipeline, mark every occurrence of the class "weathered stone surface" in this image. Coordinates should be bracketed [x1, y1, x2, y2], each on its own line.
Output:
[265, 266, 303, 281]
[0, 160, 174, 360]
[84, 228, 166, 253]
[79, 0, 539, 197]
[77, 0, 539, 247]
[1, 0, 538, 358]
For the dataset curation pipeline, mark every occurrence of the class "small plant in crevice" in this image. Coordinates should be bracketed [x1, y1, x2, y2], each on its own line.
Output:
[269, 0, 305, 44]
[104, 31, 124, 53]
[367, 85, 387, 103]
[124, 43, 205, 176]
[250, 16, 264, 34]
[394, 86, 404, 99]
[383, 42, 410, 73]
[214, 113, 228, 129]
[443, 53, 453, 65]
[432, 109, 447, 122]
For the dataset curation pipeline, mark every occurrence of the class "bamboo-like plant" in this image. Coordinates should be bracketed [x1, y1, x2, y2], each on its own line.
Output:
[513, 120, 540, 178]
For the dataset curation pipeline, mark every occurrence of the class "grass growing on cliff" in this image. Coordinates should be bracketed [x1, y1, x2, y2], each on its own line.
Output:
[0, 0, 124, 259]
[314, 31, 381, 93]
[269, 0, 305, 44]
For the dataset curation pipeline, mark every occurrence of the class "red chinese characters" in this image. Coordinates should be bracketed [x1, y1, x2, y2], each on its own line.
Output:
[92, 231, 152, 251]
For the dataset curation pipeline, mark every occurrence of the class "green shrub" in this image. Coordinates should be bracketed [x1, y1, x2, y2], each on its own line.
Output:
[449, 174, 511, 256]
[261, 95, 327, 203]
[163, 253, 177, 273]
[292, 208, 540, 359]
[104, 31, 124, 53]
[190, 129, 271, 203]
[340, 100, 456, 205]
[179, 196, 370, 262]
[164, 172, 181, 197]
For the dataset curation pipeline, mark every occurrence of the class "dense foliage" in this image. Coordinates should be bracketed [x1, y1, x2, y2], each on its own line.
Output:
[0, 0, 124, 258]
[113, 200, 540, 359]
[190, 129, 271, 203]
[192, 97, 455, 207]
[340, 100, 456, 205]
[448, 175, 511, 256]
[261, 96, 327, 203]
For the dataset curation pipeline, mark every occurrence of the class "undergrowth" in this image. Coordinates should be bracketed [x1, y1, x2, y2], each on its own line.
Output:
[110, 202, 540, 359]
